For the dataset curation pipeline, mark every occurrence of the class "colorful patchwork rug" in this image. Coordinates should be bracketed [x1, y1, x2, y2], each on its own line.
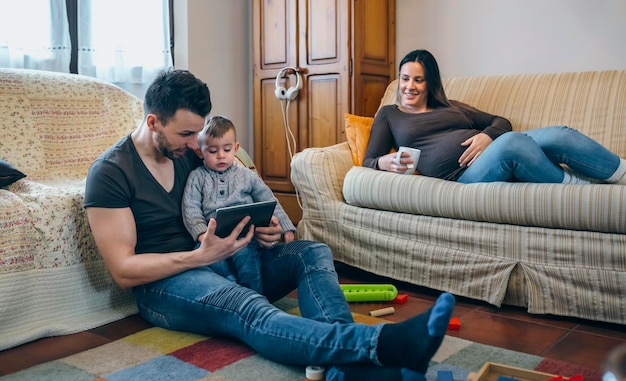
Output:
[0, 298, 601, 381]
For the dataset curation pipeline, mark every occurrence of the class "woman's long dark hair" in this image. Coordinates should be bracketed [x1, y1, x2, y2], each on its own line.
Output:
[396, 49, 452, 109]
[397, 49, 474, 124]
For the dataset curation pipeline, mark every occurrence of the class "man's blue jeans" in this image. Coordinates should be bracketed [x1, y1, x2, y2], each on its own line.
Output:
[457, 126, 621, 183]
[133, 240, 423, 381]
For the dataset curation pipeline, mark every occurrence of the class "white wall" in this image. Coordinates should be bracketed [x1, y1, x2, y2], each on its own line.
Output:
[174, 0, 252, 152]
[396, 0, 626, 78]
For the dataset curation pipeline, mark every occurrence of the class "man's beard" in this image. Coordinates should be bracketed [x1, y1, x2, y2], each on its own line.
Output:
[156, 131, 183, 160]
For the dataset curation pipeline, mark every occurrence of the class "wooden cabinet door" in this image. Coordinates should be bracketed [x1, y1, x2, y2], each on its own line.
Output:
[253, 0, 394, 222]
[253, 0, 299, 194]
[296, 0, 350, 151]
[253, 0, 348, 193]
[352, 0, 396, 117]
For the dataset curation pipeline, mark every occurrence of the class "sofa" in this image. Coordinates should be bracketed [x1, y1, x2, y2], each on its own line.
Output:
[0, 68, 144, 351]
[291, 70, 626, 326]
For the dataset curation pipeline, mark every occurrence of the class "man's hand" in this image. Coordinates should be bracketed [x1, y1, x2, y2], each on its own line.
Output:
[254, 216, 283, 248]
[459, 133, 492, 167]
[197, 216, 253, 262]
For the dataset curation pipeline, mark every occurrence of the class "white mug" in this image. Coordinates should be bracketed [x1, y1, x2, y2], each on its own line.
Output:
[395, 146, 421, 175]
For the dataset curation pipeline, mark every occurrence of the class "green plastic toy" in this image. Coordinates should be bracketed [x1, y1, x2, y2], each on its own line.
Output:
[340, 284, 398, 302]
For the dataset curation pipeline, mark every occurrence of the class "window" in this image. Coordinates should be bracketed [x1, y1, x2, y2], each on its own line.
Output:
[0, 0, 71, 72]
[0, 0, 174, 98]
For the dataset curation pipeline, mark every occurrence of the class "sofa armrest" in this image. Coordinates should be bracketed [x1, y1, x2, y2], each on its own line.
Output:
[290, 142, 354, 237]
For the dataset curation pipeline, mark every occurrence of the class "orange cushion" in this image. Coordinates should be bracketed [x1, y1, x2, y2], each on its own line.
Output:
[344, 113, 374, 166]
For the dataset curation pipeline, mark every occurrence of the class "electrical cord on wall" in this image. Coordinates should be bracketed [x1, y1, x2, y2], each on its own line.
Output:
[279, 98, 298, 163]
[277, 96, 303, 210]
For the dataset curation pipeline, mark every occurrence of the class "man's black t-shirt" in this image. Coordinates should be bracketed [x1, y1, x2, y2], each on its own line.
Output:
[84, 134, 202, 254]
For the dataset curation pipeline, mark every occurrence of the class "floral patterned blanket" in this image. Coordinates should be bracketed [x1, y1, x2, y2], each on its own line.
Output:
[0, 68, 144, 351]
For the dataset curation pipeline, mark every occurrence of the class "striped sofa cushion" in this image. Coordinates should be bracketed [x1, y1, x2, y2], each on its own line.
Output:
[343, 166, 626, 233]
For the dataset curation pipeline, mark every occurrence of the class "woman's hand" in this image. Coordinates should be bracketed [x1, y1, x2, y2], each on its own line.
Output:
[459, 133, 492, 167]
[377, 151, 420, 174]
[254, 216, 283, 248]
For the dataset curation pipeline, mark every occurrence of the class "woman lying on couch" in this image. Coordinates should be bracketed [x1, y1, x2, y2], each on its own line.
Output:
[363, 49, 626, 185]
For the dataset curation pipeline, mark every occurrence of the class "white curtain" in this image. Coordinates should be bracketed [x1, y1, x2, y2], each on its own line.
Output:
[78, 0, 173, 92]
[0, 0, 71, 72]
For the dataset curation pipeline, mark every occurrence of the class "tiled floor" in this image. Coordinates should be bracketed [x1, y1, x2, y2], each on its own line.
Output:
[1, 262, 624, 376]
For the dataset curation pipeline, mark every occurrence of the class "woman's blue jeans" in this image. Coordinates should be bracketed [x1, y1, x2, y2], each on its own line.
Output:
[457, 126, 621, 183]
[133, 240, 423, 381]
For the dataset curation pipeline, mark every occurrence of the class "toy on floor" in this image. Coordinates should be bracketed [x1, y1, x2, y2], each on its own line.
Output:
[438, 370, 455, 381]
[448, 317, 461, 330]
[369, 307, 395, 317]
[392, 293, 409, 304]
[547, 375, 584, 381]
[305, 365, 325, 380]
[496, 376, 520, 381]
[340, 284, 398, 302]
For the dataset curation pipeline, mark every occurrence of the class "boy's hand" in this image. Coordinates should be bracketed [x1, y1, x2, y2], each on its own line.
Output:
[255, 216, 282, 248]
[283, 231, 295, 243]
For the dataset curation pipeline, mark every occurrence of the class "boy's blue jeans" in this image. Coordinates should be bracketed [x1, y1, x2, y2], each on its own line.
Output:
[191, 240, 263, 293]
[228, 240, 263, 293]
[133, 240, 424, 381]
[458, 126, 621, 183]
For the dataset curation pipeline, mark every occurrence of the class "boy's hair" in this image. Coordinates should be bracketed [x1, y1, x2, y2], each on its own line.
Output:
[143, 68, 212, 125]
[198, 115, 237, 147]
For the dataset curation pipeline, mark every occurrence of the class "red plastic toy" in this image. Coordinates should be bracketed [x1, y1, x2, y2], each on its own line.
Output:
[392, 294, 408, 304]
[448, 317, 461, 330]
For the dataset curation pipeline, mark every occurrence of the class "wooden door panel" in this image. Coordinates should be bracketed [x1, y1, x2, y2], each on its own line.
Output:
[307, 74, 344, 147]
[253, 0, 297, 187]
[352, 0, 396, 117]
[362, 0, 389, 62]
[299, 0, 349, 150]
[260, 0, 290, 65]
[307, 0, 341, 63]
[259, 78, 299, 191]
[260, 80, 288, 179]
[359, 75, 392, 115]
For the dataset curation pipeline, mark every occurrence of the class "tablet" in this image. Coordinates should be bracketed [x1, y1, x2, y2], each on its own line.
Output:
[214, 200, 277, 238]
